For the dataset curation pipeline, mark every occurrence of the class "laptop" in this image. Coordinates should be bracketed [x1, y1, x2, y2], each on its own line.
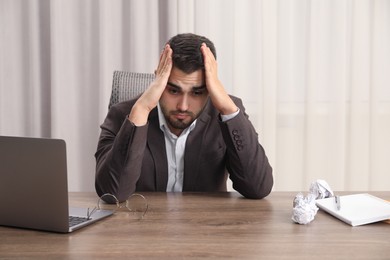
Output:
[0, 136, 113, 233]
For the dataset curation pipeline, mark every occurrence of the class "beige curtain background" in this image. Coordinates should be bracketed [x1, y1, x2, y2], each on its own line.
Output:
[1, 0, 389, 192]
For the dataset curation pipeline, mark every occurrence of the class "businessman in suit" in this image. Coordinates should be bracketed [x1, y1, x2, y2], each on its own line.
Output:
[95, 33, 273, 201]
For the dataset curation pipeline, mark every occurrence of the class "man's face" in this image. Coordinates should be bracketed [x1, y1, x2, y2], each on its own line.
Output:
[159, 67, 209, 136]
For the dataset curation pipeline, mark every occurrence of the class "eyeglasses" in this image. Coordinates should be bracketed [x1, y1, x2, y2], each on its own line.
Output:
[87, 193, 148, 220]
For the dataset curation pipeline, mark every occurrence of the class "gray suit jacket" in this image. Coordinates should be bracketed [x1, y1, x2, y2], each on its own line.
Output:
[95, 96, 273, 201]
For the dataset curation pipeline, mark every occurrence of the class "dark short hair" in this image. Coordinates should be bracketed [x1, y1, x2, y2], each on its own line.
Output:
[167, 33, 217, 74]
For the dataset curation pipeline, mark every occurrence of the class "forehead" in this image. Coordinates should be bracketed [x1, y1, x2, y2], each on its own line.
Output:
[168, 67, 205, 89]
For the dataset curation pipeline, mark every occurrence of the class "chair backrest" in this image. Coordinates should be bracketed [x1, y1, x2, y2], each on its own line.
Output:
[108, 71, 155, 109]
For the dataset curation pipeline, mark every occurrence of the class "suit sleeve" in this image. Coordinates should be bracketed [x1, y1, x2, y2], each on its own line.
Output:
[94, 103, 148, 202]
[219, 97, 273, 199]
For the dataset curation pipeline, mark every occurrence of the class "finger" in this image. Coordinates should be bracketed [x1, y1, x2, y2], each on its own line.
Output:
[202, 47, 217, 75]
[162, 46, 172, 68]
[201, 43, 216, 62]
[200, 43, 209, 61]
[156, 45, 167, 71]
[158, 46, 172, 77]
[156, 45, 171, 74]
[202, 46, 217, 78]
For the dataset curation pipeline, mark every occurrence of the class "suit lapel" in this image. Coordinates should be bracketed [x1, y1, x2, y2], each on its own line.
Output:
[183, 104, 211, 191]
[147, 108, 168, 191]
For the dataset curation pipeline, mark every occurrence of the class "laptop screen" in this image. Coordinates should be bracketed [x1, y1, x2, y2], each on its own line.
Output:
[0, 136, 71, 232]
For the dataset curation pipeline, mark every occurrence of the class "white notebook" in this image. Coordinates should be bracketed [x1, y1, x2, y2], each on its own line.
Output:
[315, 193, 390, 226]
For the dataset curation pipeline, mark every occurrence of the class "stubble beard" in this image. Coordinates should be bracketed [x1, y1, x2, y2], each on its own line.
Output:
[166, 111, 195, 130]
[160, 102, 207, 133]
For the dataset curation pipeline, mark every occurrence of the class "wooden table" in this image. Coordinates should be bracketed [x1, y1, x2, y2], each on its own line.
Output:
[0, 192, 389, 259]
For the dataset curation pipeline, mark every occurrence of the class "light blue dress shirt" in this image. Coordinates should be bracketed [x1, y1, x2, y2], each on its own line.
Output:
[157, 103, 239, 192]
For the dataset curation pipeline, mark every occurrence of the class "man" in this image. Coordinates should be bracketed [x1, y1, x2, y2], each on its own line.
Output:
[95, 33, 273, 201]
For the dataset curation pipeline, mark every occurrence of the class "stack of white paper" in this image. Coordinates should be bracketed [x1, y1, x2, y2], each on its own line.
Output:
[315, 193, 390, 226]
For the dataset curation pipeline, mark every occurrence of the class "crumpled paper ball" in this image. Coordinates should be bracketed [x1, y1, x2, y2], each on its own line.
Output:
[291, 179, 333, 225]
[292, 193, 319, 224]
[309, 179, 334, 199]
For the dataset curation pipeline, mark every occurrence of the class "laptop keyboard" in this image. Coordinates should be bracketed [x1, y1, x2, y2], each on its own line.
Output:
[69, 216, 89, 227]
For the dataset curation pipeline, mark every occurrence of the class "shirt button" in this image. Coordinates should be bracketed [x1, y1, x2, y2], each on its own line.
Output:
[232, 130, 238, 135]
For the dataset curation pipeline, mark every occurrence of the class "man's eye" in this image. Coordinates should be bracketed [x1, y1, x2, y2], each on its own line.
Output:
[192, 90, 205, 96]
[169, 88, 179, 94]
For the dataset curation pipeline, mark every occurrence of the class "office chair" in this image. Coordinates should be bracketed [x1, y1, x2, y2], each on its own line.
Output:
[108, 71, 155, 109]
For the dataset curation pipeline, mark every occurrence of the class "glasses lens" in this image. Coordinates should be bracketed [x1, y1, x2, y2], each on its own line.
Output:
[98, 193, 119, 212]
[126, 193, 148, 219]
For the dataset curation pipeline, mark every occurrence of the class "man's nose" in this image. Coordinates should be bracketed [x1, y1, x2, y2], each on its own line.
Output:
[177, 94, 189, 111]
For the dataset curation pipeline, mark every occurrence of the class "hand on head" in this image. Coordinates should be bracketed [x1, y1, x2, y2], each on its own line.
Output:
[129, 44, 173, 126]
